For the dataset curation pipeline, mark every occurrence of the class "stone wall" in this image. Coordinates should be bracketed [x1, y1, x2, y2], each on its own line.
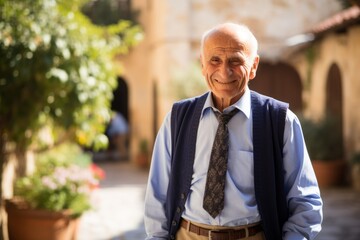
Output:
[289, 25, 360, 154]
[121, 0, 342, 161]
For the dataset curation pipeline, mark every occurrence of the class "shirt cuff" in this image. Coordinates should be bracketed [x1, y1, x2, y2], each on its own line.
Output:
[145, 235, 168, 240]
[283, 231, 307, 240]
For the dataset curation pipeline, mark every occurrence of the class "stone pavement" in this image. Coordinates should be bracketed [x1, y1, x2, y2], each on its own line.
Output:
[77, 160, 360, 240]
[77, 160, 148, 240]
[315, 188, 360, 240]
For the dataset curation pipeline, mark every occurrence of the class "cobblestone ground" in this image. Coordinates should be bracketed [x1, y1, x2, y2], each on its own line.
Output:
[77, 160, 360, 240]
[77, 160, 148, 240]
[315, 188, 360, 240]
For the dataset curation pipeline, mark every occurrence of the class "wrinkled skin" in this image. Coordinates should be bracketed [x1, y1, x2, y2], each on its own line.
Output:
[201, 24, 260, 112]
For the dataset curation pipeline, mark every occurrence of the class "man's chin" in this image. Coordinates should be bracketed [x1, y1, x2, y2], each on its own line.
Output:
[213, 90, 237, 100]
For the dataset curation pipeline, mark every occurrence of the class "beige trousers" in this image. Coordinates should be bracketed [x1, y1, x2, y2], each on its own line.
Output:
[176, 220, 266, 240]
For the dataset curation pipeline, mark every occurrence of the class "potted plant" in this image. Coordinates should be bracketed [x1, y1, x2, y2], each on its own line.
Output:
[301, 116, 346, 187]
[351, 152, 360, 191]
[136, 139, 150, 169]
[5, 143, 105, 240]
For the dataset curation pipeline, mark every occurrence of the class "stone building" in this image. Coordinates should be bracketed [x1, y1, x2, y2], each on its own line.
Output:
[287, 5, 360, 155]
[118, 0, 342, 161]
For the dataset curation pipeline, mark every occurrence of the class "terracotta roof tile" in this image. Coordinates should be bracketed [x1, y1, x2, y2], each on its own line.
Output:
[311, 5, 360, 34]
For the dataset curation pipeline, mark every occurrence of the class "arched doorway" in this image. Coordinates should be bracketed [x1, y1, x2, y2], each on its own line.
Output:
[111, 76, 129, 122]
[326, 63, 343, 124]
[325, 63, 344, 153]
[249, 61, 303, 113]
[107, 76, 130, 160]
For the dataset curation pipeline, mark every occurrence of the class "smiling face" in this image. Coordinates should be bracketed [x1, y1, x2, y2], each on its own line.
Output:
[200, 24, 259, 111]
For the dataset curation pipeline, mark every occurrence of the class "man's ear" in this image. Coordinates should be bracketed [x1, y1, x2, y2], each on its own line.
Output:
[249, 55, 260, 80]
[200, 55, 206, 76]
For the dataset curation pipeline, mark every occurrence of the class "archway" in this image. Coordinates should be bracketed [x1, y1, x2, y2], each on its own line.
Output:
[325, 63, 344, 154]
[111, 76, 129, 122]
[249, 61, 303, 113]
[326, 63, 343, 124]
[107, 76, 130, 160]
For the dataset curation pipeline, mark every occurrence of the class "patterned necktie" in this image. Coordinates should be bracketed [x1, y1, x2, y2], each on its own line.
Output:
[203, 108, 239, 218]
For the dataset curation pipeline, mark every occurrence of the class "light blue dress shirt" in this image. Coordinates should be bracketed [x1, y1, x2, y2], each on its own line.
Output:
[144, 88, 323, 240]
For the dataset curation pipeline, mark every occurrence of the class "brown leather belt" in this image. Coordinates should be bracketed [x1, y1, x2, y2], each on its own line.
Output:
[180, 219, 262, 240]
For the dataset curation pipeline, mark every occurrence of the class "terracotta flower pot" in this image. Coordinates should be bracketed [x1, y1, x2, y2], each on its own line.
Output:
[352, 164, 360, 191]
[5, 199, 80, 240]
[136, 153, 149, 169]
[312, 159, 346, 188]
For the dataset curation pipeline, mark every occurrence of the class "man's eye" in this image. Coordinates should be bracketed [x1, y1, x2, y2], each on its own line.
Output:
[210, 58, 221, 64]
[230, 60, 242, 66]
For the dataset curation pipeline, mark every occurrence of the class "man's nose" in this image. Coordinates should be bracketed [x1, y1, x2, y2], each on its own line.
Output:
[219, 63, 232, 77]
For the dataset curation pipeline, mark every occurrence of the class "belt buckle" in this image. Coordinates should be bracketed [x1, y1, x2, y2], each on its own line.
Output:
[208, 229, 221, 240]
[208, 229, 235, 240]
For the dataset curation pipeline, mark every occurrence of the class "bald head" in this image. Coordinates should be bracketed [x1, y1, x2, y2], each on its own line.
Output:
[201, 23, 258, 60]
[199, 22, 260, 110]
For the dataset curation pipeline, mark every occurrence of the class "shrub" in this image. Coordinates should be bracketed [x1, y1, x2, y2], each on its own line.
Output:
[14, 143, 105, 218]
[301, 116, 344, 161]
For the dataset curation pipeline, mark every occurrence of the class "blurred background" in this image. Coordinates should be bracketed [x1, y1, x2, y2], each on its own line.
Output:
[1, 0, 360, 239]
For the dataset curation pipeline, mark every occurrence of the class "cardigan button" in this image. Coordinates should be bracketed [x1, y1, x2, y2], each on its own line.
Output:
[180, 193, 185, 199]
[172, 220, 177, 226]
[170, 235, 175, 239]
[176, 207, 181, 213]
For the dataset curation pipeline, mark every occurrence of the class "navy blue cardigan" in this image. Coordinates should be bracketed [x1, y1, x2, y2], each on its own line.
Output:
[166, 91, 289, 240]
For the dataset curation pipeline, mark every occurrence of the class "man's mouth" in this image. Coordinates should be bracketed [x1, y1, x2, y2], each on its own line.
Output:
[214, 79, 237, 84]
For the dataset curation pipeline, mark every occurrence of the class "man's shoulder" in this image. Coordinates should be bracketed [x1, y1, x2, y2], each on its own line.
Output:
[170, 92, 209, 127]
[172, 92, 209, 108]
[250, 90, 289, 109]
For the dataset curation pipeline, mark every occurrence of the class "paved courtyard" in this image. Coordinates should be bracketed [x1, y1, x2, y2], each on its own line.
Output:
[77, 160, 360, 240]
[77, 160, 148, 240]
[316, 188, 360, 240]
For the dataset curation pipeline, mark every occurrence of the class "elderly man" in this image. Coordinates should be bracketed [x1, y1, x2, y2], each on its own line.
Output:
[144, 23, 322, 240]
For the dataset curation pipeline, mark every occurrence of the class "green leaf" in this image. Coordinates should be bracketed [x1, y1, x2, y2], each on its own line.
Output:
[0, 0, 142, 150]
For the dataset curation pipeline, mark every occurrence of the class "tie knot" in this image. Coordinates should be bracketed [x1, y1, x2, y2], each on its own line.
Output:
[215, 108, 239, 124]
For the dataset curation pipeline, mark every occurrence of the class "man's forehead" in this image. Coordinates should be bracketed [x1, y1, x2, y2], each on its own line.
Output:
[211, 46, 244, 52]
[205, 46, 246, 56]
[204, 36, 247, 53]
[202, 25, 256, 58]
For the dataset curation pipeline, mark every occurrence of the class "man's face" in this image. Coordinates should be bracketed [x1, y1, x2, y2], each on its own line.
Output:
[201, 31, 259, 107]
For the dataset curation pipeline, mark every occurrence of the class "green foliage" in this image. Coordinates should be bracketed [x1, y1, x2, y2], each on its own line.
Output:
[169, 61, 207, 100]
[0, 0, 142, 150]
[336, 0, 355, 8]
[139, 139, 148, 154]
[301, 116, 344, 161]
[81, 0, 140, 26]
[35, 142, 93, 169]
[14, 143, 103, 217]
[351, 152, 360, 164]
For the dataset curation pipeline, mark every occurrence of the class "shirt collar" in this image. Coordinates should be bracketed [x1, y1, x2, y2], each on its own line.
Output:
[201, 86, 251, 119]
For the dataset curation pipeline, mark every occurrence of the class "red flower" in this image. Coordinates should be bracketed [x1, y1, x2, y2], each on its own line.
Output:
[90, 163, 106, 180]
